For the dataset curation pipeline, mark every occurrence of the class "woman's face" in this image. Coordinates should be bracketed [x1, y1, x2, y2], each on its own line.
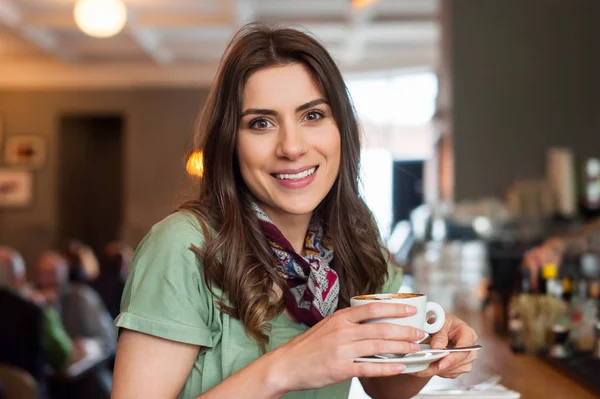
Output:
[236, 63, 341, 221]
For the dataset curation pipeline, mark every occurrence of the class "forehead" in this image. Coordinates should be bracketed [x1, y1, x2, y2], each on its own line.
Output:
[242, 63, 324, 108]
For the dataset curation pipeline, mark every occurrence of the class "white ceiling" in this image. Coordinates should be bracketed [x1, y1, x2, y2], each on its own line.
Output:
[0, 0, 440, 88]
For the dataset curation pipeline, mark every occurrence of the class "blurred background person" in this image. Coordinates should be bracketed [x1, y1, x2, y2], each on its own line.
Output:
[92, 241, 132, 320]
[34, 251, 115, 398]
[60, 239, 100, 284]
[523, 217, 600, 288]
[34, 251, 116, 354]
[0, 247, 73, 399]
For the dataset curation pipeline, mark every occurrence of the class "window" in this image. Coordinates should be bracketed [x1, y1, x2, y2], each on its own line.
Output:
[347, 71, 438, 239]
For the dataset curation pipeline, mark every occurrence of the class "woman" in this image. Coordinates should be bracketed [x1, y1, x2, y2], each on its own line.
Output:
[112, 24, 478, 399]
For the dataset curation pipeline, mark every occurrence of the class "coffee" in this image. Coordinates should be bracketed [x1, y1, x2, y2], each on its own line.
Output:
[353, 293, 423, 301]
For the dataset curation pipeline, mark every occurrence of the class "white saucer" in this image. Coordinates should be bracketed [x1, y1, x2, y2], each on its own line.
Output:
[355, 344, 449, 374]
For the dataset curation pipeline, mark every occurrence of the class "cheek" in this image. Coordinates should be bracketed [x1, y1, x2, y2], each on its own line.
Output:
[236, 137, 256, 172]
[311, 123, 341, 162]
[325, 132, 342, 173]
[236, 135, 269, 181]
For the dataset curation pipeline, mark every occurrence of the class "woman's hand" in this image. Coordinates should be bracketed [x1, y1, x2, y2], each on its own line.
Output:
[522, 237, 565, 290]
[412, 314, 478, 379]
[267, 303, 426, 393]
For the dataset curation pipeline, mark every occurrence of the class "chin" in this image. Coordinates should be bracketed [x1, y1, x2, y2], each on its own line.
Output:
[280, 203, 318, 216]
[273, 197, 323, 216]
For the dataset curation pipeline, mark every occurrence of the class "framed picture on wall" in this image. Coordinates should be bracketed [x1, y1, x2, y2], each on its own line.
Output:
[4, 135, 46, 169]
[0, 169, 33, 208]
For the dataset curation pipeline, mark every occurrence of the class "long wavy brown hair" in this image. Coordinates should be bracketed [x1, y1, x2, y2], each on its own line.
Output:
[180, 23, 389, 348]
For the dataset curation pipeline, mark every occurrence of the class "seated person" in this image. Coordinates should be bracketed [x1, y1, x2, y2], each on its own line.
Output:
[34, 251, 116, 356]
[60, 239, 100, 284]
[0, 247, 73, 399]
[92, 241, 133, 320]
[35, 251, 116, 398]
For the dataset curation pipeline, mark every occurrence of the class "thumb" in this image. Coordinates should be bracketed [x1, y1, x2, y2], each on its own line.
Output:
[429, 327, 449, 349]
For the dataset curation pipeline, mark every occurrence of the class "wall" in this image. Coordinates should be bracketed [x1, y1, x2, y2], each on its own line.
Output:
[450, 0, 600, 200]
[0, 88, 207, 266]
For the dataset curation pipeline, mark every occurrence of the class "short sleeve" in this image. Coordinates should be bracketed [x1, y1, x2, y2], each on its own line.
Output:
[115, 211, 214, 348]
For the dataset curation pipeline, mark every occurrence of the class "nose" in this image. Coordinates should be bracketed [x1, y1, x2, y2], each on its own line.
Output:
[275, 120, 308, 160]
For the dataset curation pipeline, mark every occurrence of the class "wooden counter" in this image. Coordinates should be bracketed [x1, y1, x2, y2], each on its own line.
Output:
[421, 308, 598, 399]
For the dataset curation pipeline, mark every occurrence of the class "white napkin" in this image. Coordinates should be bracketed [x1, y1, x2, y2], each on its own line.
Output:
[412, 383, 520, 398]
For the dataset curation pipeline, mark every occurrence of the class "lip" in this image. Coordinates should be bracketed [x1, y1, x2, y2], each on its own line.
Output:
[271, 165, 319, 189]
[271, 165, 318, 175]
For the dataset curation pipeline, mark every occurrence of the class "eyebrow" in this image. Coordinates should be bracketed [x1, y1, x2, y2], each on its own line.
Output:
[240, 98, 328, 117]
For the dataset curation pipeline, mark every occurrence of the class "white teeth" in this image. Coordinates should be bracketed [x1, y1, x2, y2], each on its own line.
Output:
[275, 167, 316, 181]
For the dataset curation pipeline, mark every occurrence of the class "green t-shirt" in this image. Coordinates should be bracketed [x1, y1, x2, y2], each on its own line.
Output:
[115, 211, 403, 399]
[40, 307, 73, 371]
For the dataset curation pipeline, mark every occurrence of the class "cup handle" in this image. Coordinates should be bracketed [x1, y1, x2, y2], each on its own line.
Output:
[424, 302, 446, 334]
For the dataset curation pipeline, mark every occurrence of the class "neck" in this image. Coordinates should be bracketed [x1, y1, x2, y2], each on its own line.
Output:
[264, 210, 312, 254]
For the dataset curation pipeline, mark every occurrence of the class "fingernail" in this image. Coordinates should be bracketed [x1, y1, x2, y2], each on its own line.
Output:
[410, 343, 420, 351]
[417, 329, 426, 339]
[406, 305, 417, 314]
[439, 360, 448, 370]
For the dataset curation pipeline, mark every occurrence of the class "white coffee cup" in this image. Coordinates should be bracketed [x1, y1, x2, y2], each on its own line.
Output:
[350, 293, 446, 335]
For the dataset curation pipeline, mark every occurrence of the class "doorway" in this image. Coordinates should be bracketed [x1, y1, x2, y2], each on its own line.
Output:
[57, 115, 124, 254]
[392, 160, 424, 226]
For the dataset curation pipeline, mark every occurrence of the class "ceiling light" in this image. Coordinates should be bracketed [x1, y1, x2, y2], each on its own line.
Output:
[74, 0, 128, 38]
[352, 0, 378, 9]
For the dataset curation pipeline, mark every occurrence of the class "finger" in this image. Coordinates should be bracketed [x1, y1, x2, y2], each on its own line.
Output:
[437, 353, 469, 370]
[429, 321, 450, 349]
[346, 303, 417, 323]
[529, 263, 539, 290]
[436, 328, 477, 368]
[440, 372, 462, 379]
[350, 339, 421, 359]
[411, 361, 439, 378]
[353, 323, 426, 342]
[438, 362, 474, 379]
[351, 362, 406, 378]
[448, 324, 478, 346]
[523, 251, 541, 290]
[439, 350, 478, 371]
[413, 352, 477, 379]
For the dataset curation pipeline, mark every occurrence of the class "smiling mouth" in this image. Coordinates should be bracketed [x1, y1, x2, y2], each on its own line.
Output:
[272, 166, 318, 181]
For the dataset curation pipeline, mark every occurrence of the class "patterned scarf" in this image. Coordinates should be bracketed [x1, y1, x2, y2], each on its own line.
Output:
[252, 202, 339, 326]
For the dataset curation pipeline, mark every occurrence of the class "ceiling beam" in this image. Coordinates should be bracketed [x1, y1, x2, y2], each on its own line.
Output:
[253, 0, 347, 17]
[150, 41, 230, 59]
[0, 60, 220, 88]
[0, 54, 437, 89]
[0, 0, 70, 61]
[135, 12, 233, 28]
[374, 0, 438, 15]
[366, 21, 438, 42]
[129, 27, 174, 65]
[225, 0, 255, 27]
[298, 22, 438, 43]
[22, 9, 233, 29]
[19, 8, 437, 42]
[372, 14, 437, 23]
[340, 2, 378, 67]
[343, 53, 437, 75]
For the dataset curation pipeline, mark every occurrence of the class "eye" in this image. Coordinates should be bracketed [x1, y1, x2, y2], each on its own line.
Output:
[304, 110, 325, 122]
[249, 118, 274, 130]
